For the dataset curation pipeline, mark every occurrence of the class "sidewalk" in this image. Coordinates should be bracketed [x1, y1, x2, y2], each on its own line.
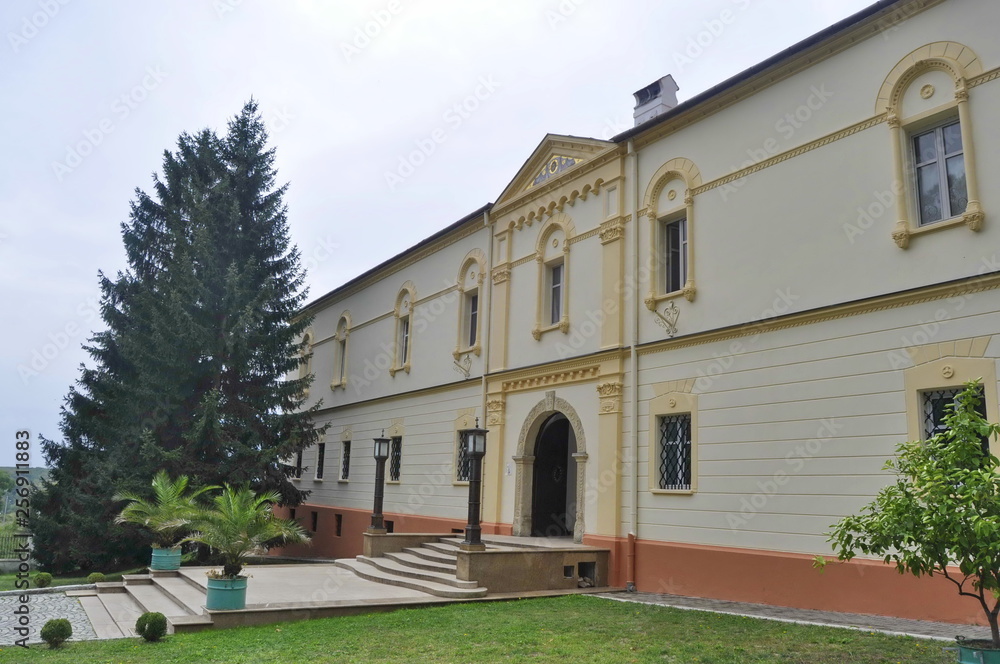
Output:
[597, 591, 992, 642]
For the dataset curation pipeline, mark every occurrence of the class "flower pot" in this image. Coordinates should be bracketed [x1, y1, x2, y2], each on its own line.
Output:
[149, 546, 182, 571]
[952, 638, 1000, 663]
[205, 576, 248, 611]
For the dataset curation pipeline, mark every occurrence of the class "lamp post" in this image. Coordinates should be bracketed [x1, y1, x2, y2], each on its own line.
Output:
[460, 418, 488, 551]
[369, 431, 390, 534]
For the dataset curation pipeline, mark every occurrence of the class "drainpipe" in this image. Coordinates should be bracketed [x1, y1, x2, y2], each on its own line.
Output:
[481, 207, 493, 531]
[626, 139, 639, 592]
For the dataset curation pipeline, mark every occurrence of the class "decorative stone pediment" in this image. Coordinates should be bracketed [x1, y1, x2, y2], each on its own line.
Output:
[494, 134, 615, 209]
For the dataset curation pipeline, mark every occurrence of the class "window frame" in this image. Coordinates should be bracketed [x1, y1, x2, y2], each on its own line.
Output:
[390, 284, 415, 377]
[647, 391, 698, 495]
[531, 217, 573, 340]
[661, 216, 689, 295]
[314, 442, 325, 480]
[330, 313, 351, 391]
[548, 259, 564, 326]
[339, 440, 351, 482]
[388, 436, 403, 483]
[910, 118, 967, 227]
[293, 450, 303, 480]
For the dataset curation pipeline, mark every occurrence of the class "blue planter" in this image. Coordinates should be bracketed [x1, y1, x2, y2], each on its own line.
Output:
[149, 546, 182, 571]
[205, 577, 248, 611]
[953, 638, 1000, 663]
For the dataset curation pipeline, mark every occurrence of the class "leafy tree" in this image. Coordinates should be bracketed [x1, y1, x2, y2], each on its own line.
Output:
[35, 100, 325, 572]
[183, 484, 309, 578]
[0, 470, 14, 496]
[824, 381, 1000, 646]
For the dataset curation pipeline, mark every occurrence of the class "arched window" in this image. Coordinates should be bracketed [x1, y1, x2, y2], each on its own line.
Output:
[642, 158, 701, 310]
[532, 213, 575, 340]
[454, 249, 485, 358]
[298, 330, 314, 398]
[330, 312, 351, 390]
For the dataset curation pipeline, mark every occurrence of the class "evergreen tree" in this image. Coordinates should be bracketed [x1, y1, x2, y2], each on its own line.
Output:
[35, 101, 324, 572]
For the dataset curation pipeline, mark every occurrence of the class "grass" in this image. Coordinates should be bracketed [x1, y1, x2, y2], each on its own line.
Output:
[0, 567, 145, 592]
[0, 594, 954, 663]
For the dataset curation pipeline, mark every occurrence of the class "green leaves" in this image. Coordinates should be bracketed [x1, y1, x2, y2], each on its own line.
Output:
[114, 470, 218, 548]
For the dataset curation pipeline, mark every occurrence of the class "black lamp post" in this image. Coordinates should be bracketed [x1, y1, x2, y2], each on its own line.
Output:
[460, 418, 488, 551]
[369, 431, 390, 534]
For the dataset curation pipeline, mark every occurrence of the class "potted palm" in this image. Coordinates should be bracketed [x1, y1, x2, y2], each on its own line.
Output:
[183, 484, 309, 610]
[115, 470, 217, 571]
[821, 381, 1000, 662]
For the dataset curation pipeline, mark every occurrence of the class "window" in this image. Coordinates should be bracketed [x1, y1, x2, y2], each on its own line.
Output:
[648, 390, 698, 494]
[389, 436, 402, 482]
[335, 513, 343, 537]
[399, 317, 410, 365]
[921, 386, 989, 454]
[391, 284, 415, 376]
[289, 507, 296, 521]
[315, 443, 325, 480]
[293, 450, 303, 479]
[310, 511, 318, 532]
[912, 120, 967, 226]
[662, 218, 688, 294]
[456, 433, 471, 482]
[657, 414, 692, 490]
[340, 441, 351, 481]
[298, 331, 313, 397]
[548, 261, 564, 325]
[331, 314, 350, 390]
[465, 291, 479, 349]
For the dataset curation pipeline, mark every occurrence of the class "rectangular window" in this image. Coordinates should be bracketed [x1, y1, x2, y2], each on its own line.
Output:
[310, 511, 318, 532]
[315, 443, 325, 480]
[549, 261, 563, 325]
[294, 450, 303, 479]
[662, 218, 688, 294]
[657, 414, 692, 490]
[289, 507, 296, 521]
[337, 337, 347, 384]
[389, 436, 402, 481]
[340, 441, 351, 480]
[399, 317, 410, 365]
[912, 120, 966, 226]
[335, 513, 343, 537]
[466, 291, 479, 348]
[921, 386, 989, 454]
[456, 432, 471, 482]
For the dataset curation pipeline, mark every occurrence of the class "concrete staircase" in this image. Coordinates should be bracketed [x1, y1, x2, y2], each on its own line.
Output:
[335, 538, 488, 599]
[68, 570, 213, 638]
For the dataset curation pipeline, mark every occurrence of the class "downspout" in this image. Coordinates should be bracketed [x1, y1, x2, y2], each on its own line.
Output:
[481, 208, 492, 423]
[626, 139, 639, 592]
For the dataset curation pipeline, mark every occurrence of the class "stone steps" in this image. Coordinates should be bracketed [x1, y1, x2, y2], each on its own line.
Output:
[403, 546, 457, 565]
[77, 593, 126, 639]
[334, 558, 487, 599]
[356, 555, 478, 589]
[384, 550, 457, 573]
[95, 588, 145, 637]
[125, 583, 193, 617]
[152, 575, 206, 615]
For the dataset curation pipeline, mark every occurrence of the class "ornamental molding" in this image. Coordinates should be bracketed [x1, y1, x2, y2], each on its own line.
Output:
[597, 381, 624, 414]
[502, 365, 600, 393]
[599, 218, 625, 244]
[491, 268, 511, 285]
[486, 398, 505, 426]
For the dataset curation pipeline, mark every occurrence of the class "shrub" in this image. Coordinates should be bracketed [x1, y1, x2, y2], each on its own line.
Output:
[40, 619, 72, 648]
[34, 572, 53, 588]
[86, 572, 106, 584]
[135, 611, 168, 642]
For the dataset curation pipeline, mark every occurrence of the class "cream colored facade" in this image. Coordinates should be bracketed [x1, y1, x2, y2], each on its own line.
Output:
[286, 0, 1000, 622]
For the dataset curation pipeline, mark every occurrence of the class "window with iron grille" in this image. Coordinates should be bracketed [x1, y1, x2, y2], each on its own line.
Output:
[922, 386, 989, 454]
[389, 436, 402, 481]
[315, 443, 325, 480]
[456, 433, 471, 482]
[294, 450, 303, 479]
[657, 414, 692, 490]
[340, 441, 351, 480]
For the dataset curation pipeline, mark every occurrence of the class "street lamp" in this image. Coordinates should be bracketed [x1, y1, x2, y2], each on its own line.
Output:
[369, 431, 390, 534]
[460, 418, 488, 551]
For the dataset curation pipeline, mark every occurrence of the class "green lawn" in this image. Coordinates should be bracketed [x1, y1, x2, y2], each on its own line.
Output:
[0, 567, 145, 592]
[0, 595, 953, 663]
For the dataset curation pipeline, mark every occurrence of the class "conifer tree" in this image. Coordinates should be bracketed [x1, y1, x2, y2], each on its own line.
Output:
[35, 101, 324, 572]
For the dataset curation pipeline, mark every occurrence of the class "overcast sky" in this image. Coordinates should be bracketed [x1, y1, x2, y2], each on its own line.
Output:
[0, 0, 875, 466]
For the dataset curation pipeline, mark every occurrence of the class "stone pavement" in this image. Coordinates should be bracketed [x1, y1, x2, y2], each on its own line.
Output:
[598, 591, 993, 641]
[0, 592, 97, 645]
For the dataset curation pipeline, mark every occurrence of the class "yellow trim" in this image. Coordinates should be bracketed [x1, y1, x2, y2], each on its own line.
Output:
[532, 214, 574, 341]
[454, 250, 486, 359]
[330, 311, 351, 391]
[390, 283, 416, 377]
[647, 389, 699, 495]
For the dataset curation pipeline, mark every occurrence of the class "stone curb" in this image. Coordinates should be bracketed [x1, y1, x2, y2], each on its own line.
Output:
[0, 583, 94, 596]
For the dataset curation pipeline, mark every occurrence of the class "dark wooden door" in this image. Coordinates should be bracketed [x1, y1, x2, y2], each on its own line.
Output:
[532, 416, 571, 537]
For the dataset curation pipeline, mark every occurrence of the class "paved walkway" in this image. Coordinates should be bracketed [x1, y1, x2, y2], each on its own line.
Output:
[598, 591, 992, 641]
[0, 592, 97, 645]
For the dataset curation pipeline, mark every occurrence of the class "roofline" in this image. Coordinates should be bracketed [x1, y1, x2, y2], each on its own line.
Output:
[612, 0, 905, 143]
[303, 202, 493, 313]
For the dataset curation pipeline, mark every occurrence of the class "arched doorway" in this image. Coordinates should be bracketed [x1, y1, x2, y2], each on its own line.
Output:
[531, 414, 577, 538]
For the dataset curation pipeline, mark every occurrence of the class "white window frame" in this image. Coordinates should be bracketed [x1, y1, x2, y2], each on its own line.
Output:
[911, 118, 967, 227]
[661, 216, 688, 295]
[390, 284, 415, 377]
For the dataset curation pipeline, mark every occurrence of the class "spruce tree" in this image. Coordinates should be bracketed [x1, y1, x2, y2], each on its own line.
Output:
[35, 101, 324, 571]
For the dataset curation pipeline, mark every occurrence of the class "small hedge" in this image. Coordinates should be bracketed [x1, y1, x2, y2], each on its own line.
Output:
[136, 611, 168, 642]
[40, 618, 72, 648]
[86, 572, 106, 584]
[34, 572, 53, 588]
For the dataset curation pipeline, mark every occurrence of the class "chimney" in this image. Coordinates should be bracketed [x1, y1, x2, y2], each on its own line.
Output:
[632, 74, 679, 126]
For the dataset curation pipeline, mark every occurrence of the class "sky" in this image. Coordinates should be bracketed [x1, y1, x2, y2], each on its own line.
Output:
[0, 0, 876, 467]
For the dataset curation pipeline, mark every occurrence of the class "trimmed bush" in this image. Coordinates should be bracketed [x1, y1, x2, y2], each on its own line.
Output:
[86, 572, 106, 584]
[34, 572, 53, 588]
[135, 611, 168, 642]
[40, 619, 72, 648]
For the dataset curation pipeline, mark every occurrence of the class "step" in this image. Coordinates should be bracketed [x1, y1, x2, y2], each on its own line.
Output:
[404, 546, 457, 565]
[123, 574, 154, 585]
[78, 594, 126, 639]
[384, 551, 457, 574]
[126, 583, 194, 617]
[422, 542, 466, 556]
[334, 559, 487, 599]
[153, 575, 207, 615]
[170, 613, 215, 634]
[357, 555, 478, 589]
[95, 581, 127, 593]
[97, 589, 145, 637]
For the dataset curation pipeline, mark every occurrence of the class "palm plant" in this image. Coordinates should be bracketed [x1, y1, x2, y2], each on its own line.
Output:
[183, 484, 309, 578]
[115, 471, 217, 548]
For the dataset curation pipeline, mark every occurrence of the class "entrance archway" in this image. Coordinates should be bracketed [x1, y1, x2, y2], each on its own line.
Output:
[531, 414, 576, 537]
[513, 391, 588, 543]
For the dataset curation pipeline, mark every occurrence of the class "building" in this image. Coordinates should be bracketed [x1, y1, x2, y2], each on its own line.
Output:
[277, 0, 1000, 624]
